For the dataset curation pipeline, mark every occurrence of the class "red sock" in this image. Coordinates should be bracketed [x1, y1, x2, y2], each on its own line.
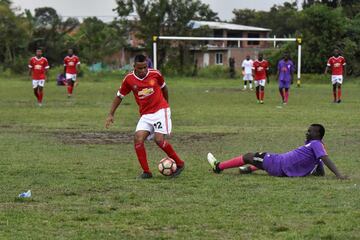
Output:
[38, 91, 43, 103]
[337, 87, 341, 100]
[250, 165, 258, 172]
[67, 85, 73, 94]
[156, 140, 184, 167]
[219, 155, 244, 170]
[134, 143, 150, 173]
[285, 91, 289, 102]
[260, 90, 265, 100]
[256, 90, 259, 100]
[333, 90, 337, 101]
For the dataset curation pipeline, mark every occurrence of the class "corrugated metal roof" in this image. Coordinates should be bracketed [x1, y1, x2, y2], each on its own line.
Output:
[188, 20, 271, 32]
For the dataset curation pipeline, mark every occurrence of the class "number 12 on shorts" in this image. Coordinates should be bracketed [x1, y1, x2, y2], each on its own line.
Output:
[154, 121, 162, 129]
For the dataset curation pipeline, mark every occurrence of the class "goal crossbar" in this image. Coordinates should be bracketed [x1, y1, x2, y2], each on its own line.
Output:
[152, 36, 302, 84]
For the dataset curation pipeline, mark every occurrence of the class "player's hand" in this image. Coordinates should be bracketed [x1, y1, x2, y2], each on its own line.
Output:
[105, 115, 114, 129]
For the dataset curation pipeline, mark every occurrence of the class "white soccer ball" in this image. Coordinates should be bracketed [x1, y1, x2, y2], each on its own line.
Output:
[158, 157, 177, 176]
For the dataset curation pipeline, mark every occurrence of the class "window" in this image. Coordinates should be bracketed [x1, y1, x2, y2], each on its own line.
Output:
[215, 53, 223, 65]
[248, 33, 260, 45]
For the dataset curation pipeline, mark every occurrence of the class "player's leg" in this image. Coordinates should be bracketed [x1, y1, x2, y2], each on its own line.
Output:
[279, 87, 284, 103]
[249, 80, 253, 90]
[32, 80, 39, 102]
[284, 88, 289, 103]
[336, 83, 342, 103]
[260, 84, 265, 104]
[332, 84, 337, 102]
[38, 86, 43, 105]
[243, 80, 247, 90]
[255, 81, 260, 102]
[67, 74, 74, 97]
[134, 130, 152, 178]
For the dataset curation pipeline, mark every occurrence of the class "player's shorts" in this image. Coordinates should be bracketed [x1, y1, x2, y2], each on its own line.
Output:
[136, 108, 172, 140]
[66, 73, 77, 82]
[279, 80, 291, 89]
[32, 80, 45, 88]
[262, 153, 286, 177]
[331, 75, 343, 84]
[254, 79, 266, 87]
[243, 74, 253, 81]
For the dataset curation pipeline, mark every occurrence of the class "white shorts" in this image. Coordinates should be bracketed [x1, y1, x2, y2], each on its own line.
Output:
[66, 73, 77, 82]
[243, 74, 253, 81]
[331, 75, 343, 85]
[136, 108, 172, 140]
[32, 80, 45, 88]
[254, 79, 266, 87]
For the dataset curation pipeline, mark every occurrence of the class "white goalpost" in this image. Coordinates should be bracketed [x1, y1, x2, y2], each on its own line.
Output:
[152, 36, 303, 86]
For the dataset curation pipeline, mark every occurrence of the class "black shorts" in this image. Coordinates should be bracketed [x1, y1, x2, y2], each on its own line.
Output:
[252, 152, 267, 170]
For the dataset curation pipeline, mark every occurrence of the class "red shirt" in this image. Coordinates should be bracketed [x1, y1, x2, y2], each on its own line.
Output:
[253, 60, 269, 80]
[117, 69, 169, 115]
[28, 57, 49, 80]
[64, 55, 80, 74]
[327, 56, 346, 75]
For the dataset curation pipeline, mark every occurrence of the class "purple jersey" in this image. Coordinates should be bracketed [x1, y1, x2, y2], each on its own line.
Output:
[278, 59, 294, 82]
[263, 140, 327, 177]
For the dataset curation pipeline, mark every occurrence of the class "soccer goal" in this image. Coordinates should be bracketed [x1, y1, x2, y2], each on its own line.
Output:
[152, 36, 302, 86]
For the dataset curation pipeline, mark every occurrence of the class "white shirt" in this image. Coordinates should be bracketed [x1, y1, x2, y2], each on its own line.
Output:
[242, 59, 253, 74]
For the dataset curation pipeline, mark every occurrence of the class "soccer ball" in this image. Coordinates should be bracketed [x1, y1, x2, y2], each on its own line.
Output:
[158, 157, 177, 176]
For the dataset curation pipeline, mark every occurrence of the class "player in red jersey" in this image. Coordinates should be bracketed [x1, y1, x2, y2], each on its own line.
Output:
[105, 54, 185, 179]
[28, 48, 49, 107]
[63, 48, 81, 97]
[324, 48, 346, 103]
[252, 53, 269, 104]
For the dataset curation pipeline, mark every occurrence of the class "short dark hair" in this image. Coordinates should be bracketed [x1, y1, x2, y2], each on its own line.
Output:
[36, 47, 43, 51]
[311, 124, 325, 139]
[134, 54, 147, 63]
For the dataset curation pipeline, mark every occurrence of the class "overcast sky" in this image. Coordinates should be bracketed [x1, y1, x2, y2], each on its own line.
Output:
[12, 0, 297, 21]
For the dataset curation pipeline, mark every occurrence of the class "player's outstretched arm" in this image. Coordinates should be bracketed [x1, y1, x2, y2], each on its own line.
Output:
[105, 96, 122, 128]
[321, 155, 348, 180]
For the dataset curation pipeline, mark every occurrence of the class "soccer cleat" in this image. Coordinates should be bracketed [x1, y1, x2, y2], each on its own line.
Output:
[257, 100, 260, 104]
[38, 103, 42, 107]
[260, 100, 264, 104]
[171, 164, 185, 177]
[137, 172, 153, 179]
[337, 99, 341, 103]
[207, 153, 221, 173]
[239, 166, 253, 174]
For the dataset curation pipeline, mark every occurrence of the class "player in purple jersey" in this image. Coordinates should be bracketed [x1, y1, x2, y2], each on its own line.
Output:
[207, 124, 348, 179]
[276, 52, 295, 104]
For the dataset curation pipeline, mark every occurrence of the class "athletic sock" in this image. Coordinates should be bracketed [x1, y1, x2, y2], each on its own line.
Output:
[256, 89, 259, 100]
[218, 155, 244, 170]
[337, 87, 342, 100]
[260, 90, 265, 100]
[134, 143, 150, 173]
[156, 140, 184, 167]
[333, 90, 337, 101]
[67, 85, 73, 95]
[38, 91, 43, 103]
[285, 91, 289, 102]
[249, 82, 252, 89]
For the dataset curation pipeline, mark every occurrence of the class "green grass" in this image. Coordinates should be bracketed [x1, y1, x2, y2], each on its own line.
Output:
[0, 75, 359, 239]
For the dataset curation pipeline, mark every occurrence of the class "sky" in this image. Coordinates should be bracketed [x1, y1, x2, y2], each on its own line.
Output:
[12, 0, 298, 21]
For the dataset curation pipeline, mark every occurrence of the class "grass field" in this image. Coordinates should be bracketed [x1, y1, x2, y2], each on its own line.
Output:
[0, 74, 360, 239]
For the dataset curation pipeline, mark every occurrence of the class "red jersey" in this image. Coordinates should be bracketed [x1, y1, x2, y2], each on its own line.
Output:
[117, 69, 169, 115]
[64, 55, 80, 74]
[253, 60, 269, 80]
[28, 57, 49, 80]
[327, 56, 346, 75]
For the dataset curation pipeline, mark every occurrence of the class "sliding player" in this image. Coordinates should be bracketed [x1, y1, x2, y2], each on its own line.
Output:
[252, 53, 269, 104]
[64, 48, 80, 97]
[105, 54, 185, 179]
[207, 124, 348, 179]
[28, 48, 49, 107]
[324, 49, 346, 103]
[277, 52, 294, 104]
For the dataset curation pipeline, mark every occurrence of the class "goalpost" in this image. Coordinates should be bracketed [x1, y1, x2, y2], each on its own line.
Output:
[152, 36, 303, 86]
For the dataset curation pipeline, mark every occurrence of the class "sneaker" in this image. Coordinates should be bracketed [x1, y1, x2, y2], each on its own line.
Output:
[68, 94, 72, 98]
[337, 99, 341, 103]
[239, 166, 253, 174]
[171, 164, 185, 177]
[260, 100, 264, 104]
[137, 172, 153, 179]
[207, 153, 221, 173]
[38, 103, 42, 107]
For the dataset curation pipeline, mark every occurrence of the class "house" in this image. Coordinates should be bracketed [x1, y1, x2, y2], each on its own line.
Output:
[188, 20, 272, 67]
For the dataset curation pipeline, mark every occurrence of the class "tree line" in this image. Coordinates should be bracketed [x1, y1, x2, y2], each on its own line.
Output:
[1, 0, 360, 75]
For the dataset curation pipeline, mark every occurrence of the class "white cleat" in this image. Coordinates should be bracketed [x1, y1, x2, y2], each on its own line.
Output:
[207, 152, 221, 173]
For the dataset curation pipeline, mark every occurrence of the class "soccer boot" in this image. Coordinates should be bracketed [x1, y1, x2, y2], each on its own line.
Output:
[207, 153, 221, 173]
[137, 172, 153, 179]
[171, 164, 185, 177]
[239, 166, 253, 174]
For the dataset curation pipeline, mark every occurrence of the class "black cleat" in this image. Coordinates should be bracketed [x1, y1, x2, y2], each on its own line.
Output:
[337, 99, 341, 103]
[137, 172, 153, 179]
[239, 166, 253, 174]
[171, 164, 185, 177]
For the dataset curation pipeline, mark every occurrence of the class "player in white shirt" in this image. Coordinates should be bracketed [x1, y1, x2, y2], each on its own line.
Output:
[241, 55, 254, 90]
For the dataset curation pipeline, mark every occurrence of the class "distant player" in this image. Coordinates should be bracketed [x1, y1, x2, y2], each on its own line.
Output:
[207, 124, 348, 180]
[64, 48, 81, 97]
[28, 48, 49, 107]
[105, 54, 185, 179]
[241, 55, 253, 90]
[324, 49, 346, 103]
[252, 53, 269, 104]
[277, 52, 295, 104]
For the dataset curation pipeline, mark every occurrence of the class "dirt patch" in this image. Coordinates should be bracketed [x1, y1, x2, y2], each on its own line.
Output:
[54, 131, 233, 145]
